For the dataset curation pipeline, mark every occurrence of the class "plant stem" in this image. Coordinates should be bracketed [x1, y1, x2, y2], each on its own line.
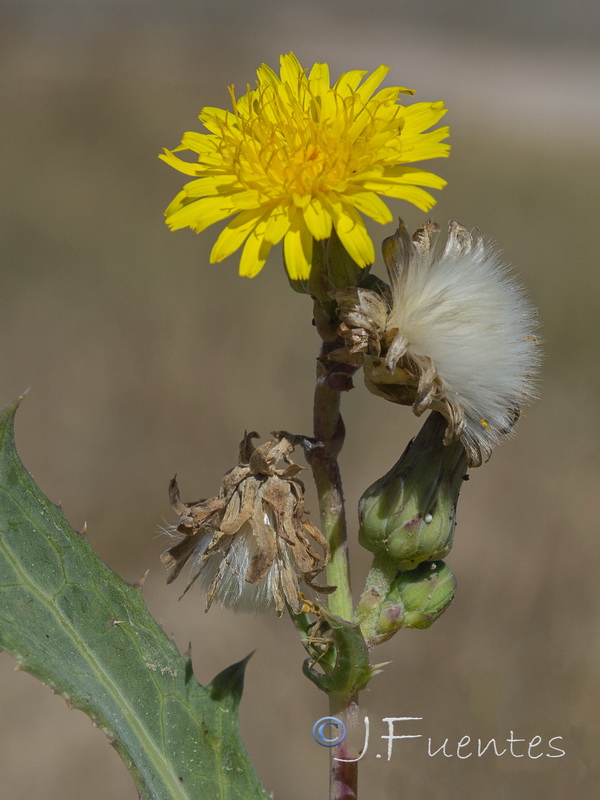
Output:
[304, 341, 358, 799]
[306, 347, 353, 622]
[357, 553, 399, 645]
[329, 691, 360, 800]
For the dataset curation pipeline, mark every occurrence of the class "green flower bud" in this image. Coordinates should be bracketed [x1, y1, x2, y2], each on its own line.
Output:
[358, 412, 468, 570]
[376, 561, 456, 640]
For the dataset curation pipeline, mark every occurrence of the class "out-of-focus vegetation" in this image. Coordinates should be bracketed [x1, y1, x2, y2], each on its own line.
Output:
[1, 2, 598, 798]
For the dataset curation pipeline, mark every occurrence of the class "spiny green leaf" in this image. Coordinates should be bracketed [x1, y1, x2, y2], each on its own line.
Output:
[0, 398, 269, 800]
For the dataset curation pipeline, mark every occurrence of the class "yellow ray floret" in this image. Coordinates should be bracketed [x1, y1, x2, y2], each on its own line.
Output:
[160, 52, 449, 279]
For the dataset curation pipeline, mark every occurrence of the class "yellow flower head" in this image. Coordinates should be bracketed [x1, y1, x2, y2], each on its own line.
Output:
[160, 52, 449, 279]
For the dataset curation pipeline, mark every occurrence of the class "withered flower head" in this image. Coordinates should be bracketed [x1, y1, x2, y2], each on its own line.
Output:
[162, 432, 330, 615]
[332, 219, 540, 466]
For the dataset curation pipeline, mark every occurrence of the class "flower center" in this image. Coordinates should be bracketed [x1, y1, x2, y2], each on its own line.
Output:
[223, 84, 379, 201]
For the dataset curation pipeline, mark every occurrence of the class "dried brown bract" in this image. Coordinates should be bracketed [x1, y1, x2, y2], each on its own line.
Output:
[162, 432, 331, 615]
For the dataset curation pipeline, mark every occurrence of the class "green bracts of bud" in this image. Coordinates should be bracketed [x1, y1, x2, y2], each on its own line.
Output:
[287, 229, 370, 303]
[358, 412, 468, 570]
[376, 561, 457, 640]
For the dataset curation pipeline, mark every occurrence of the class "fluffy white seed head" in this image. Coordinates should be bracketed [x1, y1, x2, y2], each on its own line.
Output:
[383, 221, 540, 461]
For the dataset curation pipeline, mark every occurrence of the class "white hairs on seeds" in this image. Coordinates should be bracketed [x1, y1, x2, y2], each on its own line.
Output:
[385, 221, 540, 461]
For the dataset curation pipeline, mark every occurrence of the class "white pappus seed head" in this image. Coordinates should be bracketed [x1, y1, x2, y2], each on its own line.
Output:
[382, 220, 541, 464]
[331, 219, 542, 466]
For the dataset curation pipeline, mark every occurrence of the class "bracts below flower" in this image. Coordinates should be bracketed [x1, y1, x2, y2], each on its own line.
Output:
[161, 432, 332, 615]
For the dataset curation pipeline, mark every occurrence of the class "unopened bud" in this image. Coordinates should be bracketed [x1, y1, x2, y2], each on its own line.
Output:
[376, 561, 456, 640]
[358, 412, 468, 570]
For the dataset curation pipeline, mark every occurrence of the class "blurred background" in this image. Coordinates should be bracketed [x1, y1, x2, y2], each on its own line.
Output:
[1, 0, 599, 797]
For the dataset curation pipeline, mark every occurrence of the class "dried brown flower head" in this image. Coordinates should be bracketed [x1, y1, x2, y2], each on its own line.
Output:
[162, 432, 331, 615]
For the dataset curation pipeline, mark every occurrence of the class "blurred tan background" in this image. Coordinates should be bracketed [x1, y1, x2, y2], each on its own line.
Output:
[1, 1, 599, 797]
